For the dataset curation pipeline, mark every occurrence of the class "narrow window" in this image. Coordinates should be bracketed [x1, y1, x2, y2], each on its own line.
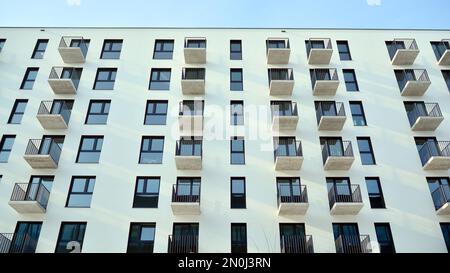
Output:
[8, 99, 28, 124]
[230, 40, 242, 60]
[31, 39, 49, 59]
[20, 68, 39, 89]
[230, 137, 245, 164]
[375, 223, 396, 253]
[343, 69, 359, 91]
[55, 222, 87, 253]
[230, 68, 243, 91]
[231, 177, 246, 209]
[442, 70, 450, 91]
[127, 223, 156, 253]
[230, 100, 244, 125]
[337, 41, 352, 61]
[349, 101, 367, 126]
[357, 137, 376, 165]
[0, 135, 15, 163]
[365, 177, 386, 208]
[231, 223, 247, 253]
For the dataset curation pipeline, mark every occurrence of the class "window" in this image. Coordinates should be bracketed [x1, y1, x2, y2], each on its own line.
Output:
[139, 136, 164, 164]
[66, 176, 95, 208]
[186, 39, 206, 48]
[230, 40, 242, 60]
[365, 177, 385, 208]
[100, 40, 123, 59]
[343, 69, 359, 91]
[349, 101, 367, 126]
[337, 41, 352, 61]
[93, 68, 117, 90]
[230, 100, 244, 125]
[231, 223, 247, 253]
[8, 99, 28, 124]
[357, 137, 376, 165]
[0, 39, 5, 52]
[85, 100, 110, 124]
[230, 69, 243, 91]
[441, 223, 450, 252]
[375, 223, 396, 253]
[149, 68, 171, 90]
[431, 41, 449, 61]
[0, 135, 15, 163]
[55, 222, 87, 253]
[31, 39, 48, 59]
[127, 223, 156, 253]
[230, 137, 245, 164]
[231, 177, 246, 209]
[153, 40, 174, 59]
[277, 177, 302, 201]
[76, 136, 104, 163]
[145, 100, 168, 125]
[442, 70, 450, 91]
[133, 177, 160, 208]
[426, 177, 450, 211]
[20, 68, 38, 89]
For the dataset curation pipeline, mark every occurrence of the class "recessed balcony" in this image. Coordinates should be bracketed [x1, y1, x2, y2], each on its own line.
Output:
[316, 101, 346, 131]
[274, 139, 303, 170]
[280, 235, 314, 253]
[36, 100, 72, 130]
[178, 101, 204, 136]
[405, 102, 443, 131]
[322, 140, 355, 170]
[417, 141, 450, 170]
[170, 184, 201, 215]
[335, 235, 372, 253]
[168, 235, 198, 253]
[181, 68, 205, 95]
[266, 38, 290, 64]
[430, 185, 450, 215]
[277, 185, 309, 215]
[58, 36, 88, 63]
[184, 37, 206, 64]
[387, 38, 419, 65]
[174, 138, 202, 170]
[268, 68, 294, 96]
[328, 184, 363, 215]
[8, 183, 50, 214]
[271, 101, 298, 131]
[311, 69, 339, 96]
[433, 39, 450, 66]
[48, 67, 82, 94]
[395, 69, 431, 96]
[23, 139, 62, 169]
[306, 38, 333, 65]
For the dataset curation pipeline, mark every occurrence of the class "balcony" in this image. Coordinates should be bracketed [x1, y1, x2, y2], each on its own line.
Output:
[266, 38, 290, 64]
[281, 235, 314, 253]
[0, 233, 38, 253]
[316, 102, 346, 131]
[178, 101, 204, 136]
[277, 185, 309, 215]
[311, 69, 339, 96]
[434, 39, 450, 65]
[418, 141, 450, 170]
[168, 235, 198, 253]
[271, 102, 298, 131]
[58, 36, 88, 63]
[48, 67, 82, 94]
[395, 69, 431, 96]
[322, 141, 355, 170]
[431, 185, 450, 215]
[175, 139, 202, 170]
[171, 184, 201, 215]
[387, 39, 419, 65]
[8, 183, 50, 213]
[406, 103, 443, 131]
[23, 139, 61, 169]
[36, 101, 72, 130]
[268, 68, 294, 96]
[306, 38, 333, 65]
[184, 37, 206, 64]
[181, 68, 205, 95]
[335, 235, 372, 253]
[274, 140, 303, 170]
[328, 184, 363, 215]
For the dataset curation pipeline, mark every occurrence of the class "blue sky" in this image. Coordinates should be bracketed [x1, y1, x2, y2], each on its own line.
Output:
[1, 0, 450, 29]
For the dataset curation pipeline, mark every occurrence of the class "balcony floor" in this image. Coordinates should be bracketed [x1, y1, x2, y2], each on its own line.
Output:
[48, 79, 77, 94]
[171, 202, 201, 215]
[272, 116, 299, 131]
[8, 200, 46, 214]
[401, 81, 431, 96]
[267, 48, 290, 64]
[278, 202, 309, 215]
[313, 81, 339, 96]
[423, 156, 450, 170]
[330, 202, 363, 215]
[181, 80, 205, 95]
[269, 80, 294, 96]
[37, 114, 68, 129]
[58, 47, 85, 63]
[436, 202, 450, 215]
[324, 156, 354, 170]
[411, 116, 444, 131]
[184, 48, 206, 64]
[23, 155, 58, 169]
[318, 116, 346, 131]
[308, 49, 333, 64]
[175, 155, 202, 170]
[438, 50, 450, 66]
[391, 49, 419, 65]
[275, 156, 303, 170]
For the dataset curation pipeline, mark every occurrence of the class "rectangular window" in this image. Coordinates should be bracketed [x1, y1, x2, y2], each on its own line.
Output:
[127, 223, 156, 253]
[139, 136, 164, 164]
[85, 100, 110, 124]
[8, 99, 28, 124]
[93, 68, 117, 90]
[231, 177, 246, 209]
[145, 100, 168, 125]
[442, 70, 450, 91]
[153, 40, 174, 59]
[76, 136, 104, 163]
[0, 135, 15, 163]
[431, 41, 449, 61]
[231, 223, 247, 253]
[0, 39, 5, 52]
[365, 177, 385, 209]
[230, 100, 244, 125]
[337, 41, 352, 61]
[230, 68, 243, 91]
[66, 176, 95, 208]
[149, 68, 171, 90]
[133, 177, 160, 208]
[349, 101, 367, 126]
[357, 137, 376, 165]
[31, 39, 48, 59]
[426, 177, 449, 211]
[20, 67, 39, 90]
[375, 223, 396, 253]
[55, 222, 87, 253]
[230, 40, 242, 60]
[100, 39, 123, 59]
[230, 137, 245, 164]
[441, 223, 450, 252]
[343, 69, 359, 91]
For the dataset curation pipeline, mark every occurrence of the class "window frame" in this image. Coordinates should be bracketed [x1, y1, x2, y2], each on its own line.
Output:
[153, 39, 174, 59]
[144, 100, 168, 125]
[55, 222, 87, 253]
[127, 223, 156, 253]
[230, 40, 242, 60]
[8, 99, 28, 124]
[93, 68, 117, 90]
[85, 100, 111, 125]
[31, 39, 49, 59]
[230, 68, 243, 91]
[357, 137, 376, 165]
[349, 101, 367, 126]
[230, 177, 246, 209]
[76, 136, 104, 163]
[149, 68, 171, 90]
[365, 177, 386, 209]
[139, 136, 164, 164]
[442, 70, 450, 91]
[343, 69, 359, 91]
[0, 39, 5, 52]
[133, 177, 160, 208]
[374, 223, 396, 253]
[231, 223, 247, 253]
[230, 137, 245, 165]
[20, 67, 39, 90]
[336, 40, 352, 61]
[100, 39, 123, 59]
[230, 100, 244, 125]
[66, 176, 96, 208]
[0, 135, 15, 163]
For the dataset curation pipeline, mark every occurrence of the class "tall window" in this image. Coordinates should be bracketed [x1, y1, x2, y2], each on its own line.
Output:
[20, 67, 39, 89]
[230, 137, 245, 164]
[8, 99, 28, 124]
[230, 68, 243, 91]
[76, 136, 104, 163]
[349, 101, 367, 126]
[93, 68, 117, 90]
[230, 100, 244, 125]
[133, 177, 160, 208]
[149, 68, 171, 90]
[55, 222, 87, 253]
[357, 137, 376, 165]
[139, 136, 164, 164]
[441, 223, 450, 252]
[144, 100, 168, 125]
[343, 69, 359, 91]
[85, 100, 110, 124]
[31, 39, 48, 59]
[365, 177, 385, 208]
[375, 223, 396, 253]
[231, 177, 246, 209]
[231, 223, 247, 253]
[153, 40, 174, 59]
[66, 176, 95, 208]
[0, 135, 15, 163]
[337, 41, 352, 61]
[127, 223, 156, 253]
[230, 40, 242, 60]
[442, 70, 450, 91]
[100, 40, 123, 59]
[0, 39, 5, 52]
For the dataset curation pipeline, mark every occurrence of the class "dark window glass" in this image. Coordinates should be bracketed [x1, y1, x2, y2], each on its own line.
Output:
[153, 40, 174, 59]
[0, 135, 15, 162]
[186, 39, 206, 48]
[357, 137, 376, 165]
[375, 223, 396, 253]
[20, 68, 39, 89]
[343, 69, 359, 91]
[66, 177, 95, 208]
[441, 223, 450, 252]
[0, 39, 5, 51]
[145, 100, 168, 125]
[183, 68, 205, 79]
[426, 177, 450, 211]
[349, 101, 367, 126]
[31, 39, 48, 59]
[230, 101, 244, 125]
[267, 40, 286, 49]
[139, 136, 164, 164]
[230, 68, 243, 91]
[93, 68, 117, 90]
[100, 40, 123, 59]
[55, 222, 87, 253]
[133, 177, 160, 208]
[431, 41, 449, 61]
[442, 70, 450, 91]
[8, 99, 28, 124]
[337, 41, 352, 61]
[365, 177, 386, 208]
[230, 40, 242, 60]
[127, 223, 156, 253]
[85, 100, 110, 124]
[76, 136, 104, 163]
[149, 69, 171, 90]
[230, 137, 245, 164]
[10, 222, 42, 253]
[231, 223, 247, 253]
[231, 177, 246, 209]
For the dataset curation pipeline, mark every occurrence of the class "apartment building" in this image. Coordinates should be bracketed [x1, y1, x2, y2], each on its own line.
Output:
[0, 27, 449, 253]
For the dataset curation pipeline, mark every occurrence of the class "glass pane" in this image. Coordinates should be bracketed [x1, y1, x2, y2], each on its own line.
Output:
[232, 180, 245, 193]
[231, 139, 244, 152]
[140, 227, 155, 241]
[78, 152, 100, 163]
[72, 178, 87, 192]
[151, 139, 164, 151]
[366, 179, 380, 194]
[146, 179, 159, 193]
[357, 139, 370, 152]
[81, 138, 95, 150]
[67, 194, 92, 207]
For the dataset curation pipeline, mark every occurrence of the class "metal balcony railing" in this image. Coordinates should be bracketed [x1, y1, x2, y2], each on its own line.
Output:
[268, 68, 294, 83]
[328, 184, 363, 209]
[59, 36, 88, 57]
[0, 233, 38, 253]
[310, 68, 338, 87]
[418, 141, 450, 166]
[127, 241, 154, 253]
[25, 139, 62, 165]
[168, 235, 198, 253]
[321, 141, 353, 164]
[182, 68, 205, 80]
[277, 184, 308, 206]
[335, 235, 371, 253]
[315, 102, 345, 123]
[266, 38, 290, 52]
[406, 103, 442, 127]
[10, 183, 50, 209]
[433, 39, 450, 60]
[184, 37, 206, 48]
[271, 102, 298, 117]
[306, 38, 332, 57]
[175, 139, 202, 157]
[281, 235, 314, 253]
[274, 140, 302, 161]
[387, 38, 418, 60]
[49, 67, 82, 89]
[178, 101, 204, 116]
[431, 185, 450, 211]
[38, 101, 72, 125]
[395, 69, 430, 91]
[172, 184, 201, 203]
